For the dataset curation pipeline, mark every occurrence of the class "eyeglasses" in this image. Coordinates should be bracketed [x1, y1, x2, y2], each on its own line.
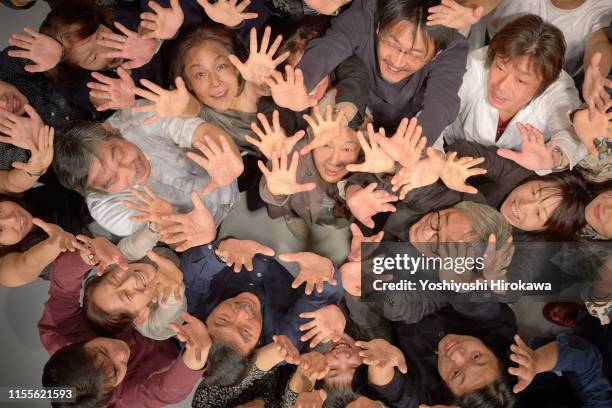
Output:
[379, 37, 430, 62]
[426, 211, 442, 256]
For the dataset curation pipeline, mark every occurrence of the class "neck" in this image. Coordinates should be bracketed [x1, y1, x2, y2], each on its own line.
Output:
[551, 0, 586, 10]
[498, 108, 518, 122]
[229, 83, 259, 113]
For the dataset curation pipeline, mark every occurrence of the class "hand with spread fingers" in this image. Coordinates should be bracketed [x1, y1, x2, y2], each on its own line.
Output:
[356, 338, 407, 387]
[147, 250, 183, 304]
[439, 151, 487, 194]
[426, 0, 484, 30]
[583, 53, 612, 121]
[301, 105, 344, 155]
[376, 117, 427, 169]
[0, 104, 43, 150]
[197, 0, 258, 28]
[265, 65, 318, 112]
[390, 148, 446, 199]
[8, 27, 62, 72]
[140, 0, 184, 40]
[348, 223, 384, 262]
[187, 135, 244, 195]
[297, 352, 330, 383]
[272, 334, 301, 365]
[298, 305, 345, 348]
[482, 234, 514, 294]
[76, 235, 128, 273]
[279, 252, 336, 295]
[293, 389, 327, 408]
[97, 22, 157, 70]
[159, 191, 217, 251]
[123, 186, 174, 231]
[11, 124, 54, 178]
[345, 124, 395, 174]
[346, 183, 398, 229]
[228, 26, 288, 86]
[170, 312, 212, 370]
[216, 238, 275, 272]
[259, 148, 316, 196]
[245, 110, 305, 160]
[35, 218, 84, 254]
[132, 77, 197, 124]
[497, 123, 561, 171]
[88, 68, 136, 111]
[508, 335, 540, 393]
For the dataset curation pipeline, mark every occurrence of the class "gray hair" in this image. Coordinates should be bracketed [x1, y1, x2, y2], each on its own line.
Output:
[53, 121, 113, 196]
[453, 201, 512, 246]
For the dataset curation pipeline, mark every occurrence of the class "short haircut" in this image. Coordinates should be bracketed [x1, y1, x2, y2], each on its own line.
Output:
[529, 171, 591, 240]
[454, 376, 516, 408]
[277, 15, 331, 67]
[170, 24, 247, 95]
[486, 14, 565, 96]
[52, 121, 112, 196]
[322, 388, 361, 407]
[377, 0, 454, 55]
[203, 340, 253, 387]
[82, 275, 136, 336]
[453, 201, 512, 245]
[42, 341, 115, 408]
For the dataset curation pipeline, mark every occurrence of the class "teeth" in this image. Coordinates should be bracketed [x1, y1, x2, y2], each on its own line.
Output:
[138, 272, 147, 287]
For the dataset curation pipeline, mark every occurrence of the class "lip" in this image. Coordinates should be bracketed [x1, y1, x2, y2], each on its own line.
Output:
[594, 204, 601, 221]
[489, 89, 508, 105]
[445, 340, 459, 354]
[210, 89, 228, 99]
[12, 95, 20, 113]
[511, 199, 521, 221]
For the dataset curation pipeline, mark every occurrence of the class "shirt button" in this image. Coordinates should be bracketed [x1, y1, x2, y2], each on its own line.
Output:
[65, 116, 70, 120]
[256, 273, 262, 278]
[207, 245, 212, 249]
[249, 283, 254, 286]
[50, 112, 55, 116]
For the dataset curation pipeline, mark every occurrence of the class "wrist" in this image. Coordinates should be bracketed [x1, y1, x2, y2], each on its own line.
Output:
[345, 184, 361, 200]
[182, 345, 210, 370]
[25, 166, 47, 178]
[181, 94, 201, 118]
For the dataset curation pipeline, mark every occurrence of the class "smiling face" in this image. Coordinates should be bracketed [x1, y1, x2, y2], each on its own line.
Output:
[185, 40, 240, 111]
[376, 20, 435, 84]
[500, 180, 562, 232]
[89, 263, 158, 321]
[322, 333, 362, 389]
[206, 292, 263, 356]
[487, 55, 542, 120]
[87, 137, 150, 193]
[437, 334, 501, 396]
[65, 24, 121, 71]
[585, 190, 612, 239]
[84, 337, 131, 386]
[0, 201, 33, 246]
[409, 209, 476, 256]
[0, 80, 28, 116]
[312, 127, 360, 183]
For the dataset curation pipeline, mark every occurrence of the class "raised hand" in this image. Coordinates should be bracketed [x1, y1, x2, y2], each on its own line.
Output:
[301, 105, 344, 155]
[299, 305, 345, 347]
[228, 26, 289, 86]
[158, 191, 216, 251]
[583, 53, 612, 121]
[298, 352, 330, 382]
[265, 65, 318, 112]
[280, 252, 336, 295]
[376, 117, 427, 169]
[147, 250, 183, 304]
[571, 101, 612, 157]
[482, 234, 514, 294]
[258, 148, 316, 196]
[123, 186, 174, 230]
[293, 390, 327, 408]
[439, 151, 487, 194]
[87, 68, 136, 111]
[35, 218, 84, 253]
[346, 183, 398, 229]
[426, 0, 484, 30]
[98, 22, 157, 70]
[245, 110, 305, 160]
[140, 0, 184, 40]
[390, 148, 446, 199]
[132, 77, 197, 125]
[8, 27, 62, 72]
[272, 334, 301, 365]
[348, 223, 384, 262]
[497, 123, 560, 171]
[508, 335, 539, 393]
[11, 125, 53, 177]
[355, 338, 408, 373]
[197, 0, 258, 28]
[346, 124, 395, 174]
[216, 238, 275, 272]
[76, 235, 128, 273]
[187, 136, 244, 195]
[170, 312, 212, 369]
[0, 104, 43, 150]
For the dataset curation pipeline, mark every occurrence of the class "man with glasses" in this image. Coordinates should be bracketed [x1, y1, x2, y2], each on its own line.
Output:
[297, 0, 469, 143]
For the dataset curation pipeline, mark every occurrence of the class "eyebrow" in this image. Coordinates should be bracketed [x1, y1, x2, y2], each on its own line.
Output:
[388, 34, 425, 53]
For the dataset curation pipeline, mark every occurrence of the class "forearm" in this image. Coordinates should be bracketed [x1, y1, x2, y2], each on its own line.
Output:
[288, 370, 314, 393]
[534, 341, 559, 375]
[584, 28, 612, 78]
[117, 224, 159, 261]
[254, 342, 284, 372]
[463, 0, 502, 16]
[368, 366, 397, 387]
[0, 240, 60, 287]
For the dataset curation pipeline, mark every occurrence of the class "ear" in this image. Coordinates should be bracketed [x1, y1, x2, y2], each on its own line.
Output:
[133, 307, 151, 326]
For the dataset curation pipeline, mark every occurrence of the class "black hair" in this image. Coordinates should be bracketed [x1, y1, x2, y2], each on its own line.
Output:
[322, 388, 361, 407]
[42, 341, 115, 408]
[82, 274, 136, 336]
[454, 376, 517, 408]
[203, 340, 254, 387]
[377, 0, 454, 55]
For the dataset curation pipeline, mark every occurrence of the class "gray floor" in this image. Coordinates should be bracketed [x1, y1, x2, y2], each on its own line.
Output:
[0, 4, 560, 407]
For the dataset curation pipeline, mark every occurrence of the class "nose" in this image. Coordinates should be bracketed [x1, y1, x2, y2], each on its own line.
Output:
[329, 147, 341, 165]
[448, 346, 467, 364]
[208, 72, 221, 88]
[391, 52, 406, 69]
[496, 73, 512, 92]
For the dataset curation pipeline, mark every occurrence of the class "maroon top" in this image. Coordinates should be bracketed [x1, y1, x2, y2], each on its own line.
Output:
[38, 251, 204, 407]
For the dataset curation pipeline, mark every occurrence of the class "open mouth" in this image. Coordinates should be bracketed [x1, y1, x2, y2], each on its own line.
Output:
[136, 271, 148, 288]
[210, 89, 228, 99]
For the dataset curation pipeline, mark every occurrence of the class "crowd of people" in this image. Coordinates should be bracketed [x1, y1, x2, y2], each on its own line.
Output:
[0, 0, 611, 407]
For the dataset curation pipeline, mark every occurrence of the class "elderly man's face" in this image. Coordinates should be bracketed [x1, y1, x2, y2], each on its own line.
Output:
[408, 209, 476, 256]
[87, 138, 151, 193]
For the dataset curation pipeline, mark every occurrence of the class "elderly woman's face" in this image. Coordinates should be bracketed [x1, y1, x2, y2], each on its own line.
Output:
[0, 80, 28, 116]
[585, 190, 612, 239]
[312, 127, 360, 183]
[66, 24, 121, 71]
[0, 201, 33, 246]
[185, 40, 240, 111]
